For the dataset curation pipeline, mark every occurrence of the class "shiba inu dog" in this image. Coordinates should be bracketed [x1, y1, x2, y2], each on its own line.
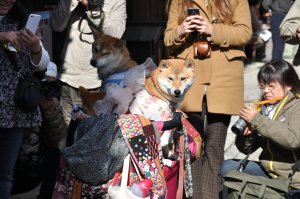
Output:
[129, 59, 195, 163]
[90, 31, 137, 80]
[145, 59, 195, 104]
[88, 31, 138, 114]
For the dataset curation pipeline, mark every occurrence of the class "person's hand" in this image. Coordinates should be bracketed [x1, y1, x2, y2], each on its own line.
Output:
[0, 31, 21, 49]
[176, 15, 198, 39]
[40, 97, 55, 115]
[190, 15, 213, 36]
[79, 0, 88, 9]
[296, 26, 300, 42]
[239, 103, 258, 123]
[177, 15, 213, 39]
[242, 126, 252, 136]
[18, 28, 41, 54]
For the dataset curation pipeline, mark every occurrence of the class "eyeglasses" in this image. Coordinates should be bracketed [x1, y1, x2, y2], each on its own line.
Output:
[259, 83, 278, 91]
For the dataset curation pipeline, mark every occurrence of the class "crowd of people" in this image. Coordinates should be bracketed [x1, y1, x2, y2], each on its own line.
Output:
[1, 0, 300, 198]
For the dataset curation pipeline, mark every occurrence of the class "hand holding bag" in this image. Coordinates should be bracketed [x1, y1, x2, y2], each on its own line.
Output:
[108, 155, 151, 199]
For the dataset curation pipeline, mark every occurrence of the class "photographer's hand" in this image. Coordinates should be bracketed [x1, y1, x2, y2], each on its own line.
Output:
[240, 103, 258, 123]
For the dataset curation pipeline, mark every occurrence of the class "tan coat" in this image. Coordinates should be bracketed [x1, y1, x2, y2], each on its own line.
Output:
[164, 0, 252, 114]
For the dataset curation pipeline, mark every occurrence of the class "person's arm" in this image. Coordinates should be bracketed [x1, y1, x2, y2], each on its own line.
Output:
[0, 31, 20, 46]
[30, 42, 50, 71]
[90, 0, 126, 39]
[251, 100, 300, 150]
[40, 98, 68, 146]
[164, 0, 188, 50]
[49, 0, 80, 32]
[210, 0, 252, 47]
[280, 0, 300, 44]
[17, 28, 49, 70]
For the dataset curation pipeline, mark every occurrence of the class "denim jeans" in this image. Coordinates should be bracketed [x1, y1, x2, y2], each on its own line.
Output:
[221, 159, 269, 177]
[0, 128, 24, 199]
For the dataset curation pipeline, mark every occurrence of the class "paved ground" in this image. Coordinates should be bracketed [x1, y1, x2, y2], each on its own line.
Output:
[9, 44, 300, 199]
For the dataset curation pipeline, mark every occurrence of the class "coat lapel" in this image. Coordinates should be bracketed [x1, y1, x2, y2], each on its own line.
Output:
[192, 0, 211, 21]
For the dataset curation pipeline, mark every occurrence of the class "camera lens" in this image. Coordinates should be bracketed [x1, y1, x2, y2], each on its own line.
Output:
[40, 81, 60, 98]
[231, 118, 247, 135]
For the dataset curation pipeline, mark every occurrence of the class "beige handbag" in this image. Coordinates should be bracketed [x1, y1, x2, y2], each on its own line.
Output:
[108, 154, 150, 199]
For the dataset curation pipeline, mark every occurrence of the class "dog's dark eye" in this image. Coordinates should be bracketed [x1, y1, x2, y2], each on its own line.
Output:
[102, 52, 110, 56]
[168, 77, 173, 81]
[181, 77, 186, 81]
[94, 45, 101, 52]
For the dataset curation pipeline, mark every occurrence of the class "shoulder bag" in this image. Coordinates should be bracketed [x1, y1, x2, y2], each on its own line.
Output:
[6, 49, 43, 112]
[223, 154, 300, 199]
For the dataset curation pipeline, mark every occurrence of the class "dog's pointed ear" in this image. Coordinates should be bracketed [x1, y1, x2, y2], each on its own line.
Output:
[91, 27, 103, 40]
[185, 59, 195, 70]
[114, 39, 126, 49]
[159, 60, 169, 69]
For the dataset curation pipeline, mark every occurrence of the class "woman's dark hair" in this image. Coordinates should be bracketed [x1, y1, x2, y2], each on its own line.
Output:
[257, 60, 300, 93]
[7, 1, 29, 29]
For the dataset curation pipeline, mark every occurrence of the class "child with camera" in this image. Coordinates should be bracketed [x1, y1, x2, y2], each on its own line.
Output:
[221, 60, 300, 198]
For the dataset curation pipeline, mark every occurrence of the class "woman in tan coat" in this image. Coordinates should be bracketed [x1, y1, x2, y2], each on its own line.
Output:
[164, 0, 252, 198]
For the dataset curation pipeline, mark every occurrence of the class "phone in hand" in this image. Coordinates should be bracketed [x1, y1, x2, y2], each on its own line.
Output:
[25, 14, 41, 34]
[187, 8, 200, 16]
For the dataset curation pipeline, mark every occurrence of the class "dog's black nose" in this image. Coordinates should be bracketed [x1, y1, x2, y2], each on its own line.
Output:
[174, 90, 181, 96]
[90, 59, 97, 67]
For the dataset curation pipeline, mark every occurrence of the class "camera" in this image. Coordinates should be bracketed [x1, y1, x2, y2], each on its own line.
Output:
[40, 80, 61, 98]
[231, 118, 247, 135]
[88, 0, 102, 10]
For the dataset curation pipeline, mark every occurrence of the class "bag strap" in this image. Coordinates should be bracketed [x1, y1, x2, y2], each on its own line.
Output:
[4, 48, 21, 72]
[289, 159, 300, 178]
[121, 154, 131, 189]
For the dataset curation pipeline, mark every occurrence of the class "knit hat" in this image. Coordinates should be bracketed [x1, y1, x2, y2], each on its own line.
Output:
[45, 62, 57, 78]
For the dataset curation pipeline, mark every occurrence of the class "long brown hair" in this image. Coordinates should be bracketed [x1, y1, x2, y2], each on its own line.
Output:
[166, 0, 233, 24]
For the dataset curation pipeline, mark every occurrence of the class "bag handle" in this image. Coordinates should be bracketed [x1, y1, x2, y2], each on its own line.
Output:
[131, 155, 143, 181]
[121, 154, 131, 189]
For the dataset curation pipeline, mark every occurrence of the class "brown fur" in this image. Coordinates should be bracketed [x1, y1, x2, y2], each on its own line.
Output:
[91, 31, 137, 79]
[78, 86, 106, 116]
[145, 59, 195, 103]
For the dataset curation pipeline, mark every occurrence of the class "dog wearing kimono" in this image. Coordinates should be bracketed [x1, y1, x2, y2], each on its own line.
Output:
[129, 58, 195, 163]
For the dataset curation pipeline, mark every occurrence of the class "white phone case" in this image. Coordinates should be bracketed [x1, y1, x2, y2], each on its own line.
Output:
[25, 14, 41, 33]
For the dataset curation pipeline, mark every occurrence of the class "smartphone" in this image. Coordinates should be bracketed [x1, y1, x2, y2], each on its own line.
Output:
[188, 8, 200, 16]
[25, 14, 41, 33]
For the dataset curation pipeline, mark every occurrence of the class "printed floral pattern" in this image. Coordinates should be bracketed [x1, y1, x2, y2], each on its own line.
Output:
[0, 15, 42, 128]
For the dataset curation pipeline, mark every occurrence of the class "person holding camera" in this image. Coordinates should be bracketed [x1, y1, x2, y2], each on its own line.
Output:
[49, 0, 126, 126]
[221, 60, 300, 198]
[164, 0, 252, 198]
